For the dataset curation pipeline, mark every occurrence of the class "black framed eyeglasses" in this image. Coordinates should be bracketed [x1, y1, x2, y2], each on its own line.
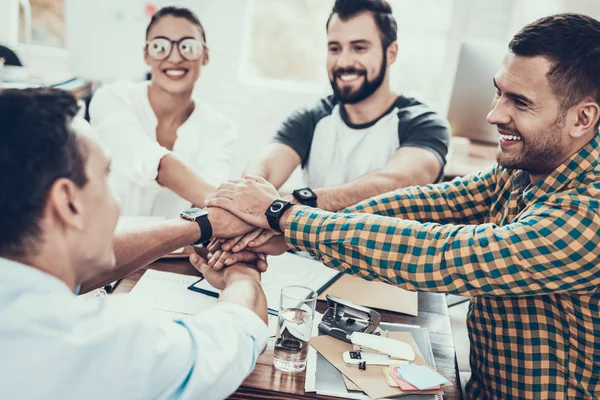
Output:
[146, 36, 207, 61]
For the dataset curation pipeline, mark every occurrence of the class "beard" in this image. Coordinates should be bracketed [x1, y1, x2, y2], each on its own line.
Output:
[496, 114, 566, 175]
[330, 54, 387, 104]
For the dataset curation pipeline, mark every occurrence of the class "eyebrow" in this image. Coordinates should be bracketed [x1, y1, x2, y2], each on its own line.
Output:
[149, 35, 198, 42]
[493, 78, 534, 106]
[105, 161, 112, 175]
[328, 39, 372, 46]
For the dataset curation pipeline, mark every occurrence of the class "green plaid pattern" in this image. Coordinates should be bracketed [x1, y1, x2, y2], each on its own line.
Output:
[284, 134, 600, 399]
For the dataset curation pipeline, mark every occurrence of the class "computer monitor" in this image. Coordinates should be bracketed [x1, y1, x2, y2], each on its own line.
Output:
[447, 40, 508, 144]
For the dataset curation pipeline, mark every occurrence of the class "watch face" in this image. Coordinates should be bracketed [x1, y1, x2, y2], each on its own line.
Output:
[269, 201, 284, 213]
[181, 208, 207, 219]
[298, 189, 313, 198]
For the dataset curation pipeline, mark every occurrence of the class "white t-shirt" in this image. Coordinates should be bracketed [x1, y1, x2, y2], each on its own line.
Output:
[90, 81, 237, 218]
[272, 95, 450, 188]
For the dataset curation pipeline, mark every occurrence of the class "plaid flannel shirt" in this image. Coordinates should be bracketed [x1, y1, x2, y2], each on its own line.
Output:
[283, 134, 600, 399]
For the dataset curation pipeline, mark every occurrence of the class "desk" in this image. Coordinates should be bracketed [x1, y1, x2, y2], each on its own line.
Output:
[115, 259, 462, 400]
[444, 137, 498, 180]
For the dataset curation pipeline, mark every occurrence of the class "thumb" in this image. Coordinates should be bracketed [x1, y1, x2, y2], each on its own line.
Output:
[189, 254, 209, 274]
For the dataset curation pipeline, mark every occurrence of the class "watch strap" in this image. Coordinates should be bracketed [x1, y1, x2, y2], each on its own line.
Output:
[265, 200, 293, 233]
[195, 214, 213, 245]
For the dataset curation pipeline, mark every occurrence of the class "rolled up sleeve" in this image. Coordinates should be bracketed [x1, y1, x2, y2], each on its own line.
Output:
[89, 85, 170, 188]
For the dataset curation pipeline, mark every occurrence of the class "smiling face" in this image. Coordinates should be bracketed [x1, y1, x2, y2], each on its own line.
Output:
[326, 12, 391, 104]
[144, 15, 208, 95]
[69, 120, 120, 277]
[487, 53, 573, 177]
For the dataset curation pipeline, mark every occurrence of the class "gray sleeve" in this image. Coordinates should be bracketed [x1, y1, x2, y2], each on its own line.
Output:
[271, 97, 335, 167]
[398, 107, 451, 169]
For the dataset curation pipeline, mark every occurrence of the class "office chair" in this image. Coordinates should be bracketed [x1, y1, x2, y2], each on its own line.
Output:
[0, 45, 23, 66]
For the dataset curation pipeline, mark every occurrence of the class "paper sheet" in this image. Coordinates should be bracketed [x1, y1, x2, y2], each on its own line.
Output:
[191, 252, 340, 312]
[129, 269, 217, 318]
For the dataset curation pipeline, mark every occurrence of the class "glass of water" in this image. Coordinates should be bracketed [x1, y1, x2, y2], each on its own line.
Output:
[273, 285, 317, 373]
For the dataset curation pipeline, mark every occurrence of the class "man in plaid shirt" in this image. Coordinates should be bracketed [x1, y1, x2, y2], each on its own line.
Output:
[204, 14, 600, 399]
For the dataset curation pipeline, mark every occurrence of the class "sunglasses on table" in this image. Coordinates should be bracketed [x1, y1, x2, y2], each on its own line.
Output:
[146, 36, 207, 61]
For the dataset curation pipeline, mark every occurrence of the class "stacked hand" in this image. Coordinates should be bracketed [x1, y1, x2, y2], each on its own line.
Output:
[195, 175, 291, 273]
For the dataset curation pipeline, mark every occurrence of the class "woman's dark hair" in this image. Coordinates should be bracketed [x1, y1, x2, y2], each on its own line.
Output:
[146, 6, 207, 44]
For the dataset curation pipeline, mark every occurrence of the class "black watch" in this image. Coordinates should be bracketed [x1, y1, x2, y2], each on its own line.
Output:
[180, 208, 212, 245]
[265, 199, 293, 233]
[292, 187, 318, 207]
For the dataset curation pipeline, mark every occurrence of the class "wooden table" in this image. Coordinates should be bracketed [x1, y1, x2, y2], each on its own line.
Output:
[115, 259, 462, 400]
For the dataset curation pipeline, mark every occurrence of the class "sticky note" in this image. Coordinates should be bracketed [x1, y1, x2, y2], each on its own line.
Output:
[396, 364, 448, 390]
[389, 367, 419, 390]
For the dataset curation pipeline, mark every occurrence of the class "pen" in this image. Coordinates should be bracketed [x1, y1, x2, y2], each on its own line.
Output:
[104, 279, 121, 293]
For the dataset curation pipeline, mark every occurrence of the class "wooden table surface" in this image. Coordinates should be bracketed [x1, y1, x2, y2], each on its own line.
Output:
[115, 259, 462, 400]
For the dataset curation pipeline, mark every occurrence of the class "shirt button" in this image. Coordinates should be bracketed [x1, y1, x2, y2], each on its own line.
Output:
[479, 238, 489, 247]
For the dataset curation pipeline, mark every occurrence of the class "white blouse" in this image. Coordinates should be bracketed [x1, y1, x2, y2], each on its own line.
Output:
[90, 81, 237, 218]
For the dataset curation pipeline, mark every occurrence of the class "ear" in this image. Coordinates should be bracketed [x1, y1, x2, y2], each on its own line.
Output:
[386, 41, 398, 66]
[143, 47, 151, 67]
[202, 48, 210, 66]
[571, 99, 600, 139]
[47, 178, 85, 231]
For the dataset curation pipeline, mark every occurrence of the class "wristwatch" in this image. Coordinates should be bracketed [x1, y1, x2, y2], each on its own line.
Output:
[292, 187, 318, 207]
[265, 199, 293, 233]
[180, 208, 212, 245]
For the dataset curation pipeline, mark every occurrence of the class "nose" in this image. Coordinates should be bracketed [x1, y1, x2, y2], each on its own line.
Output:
[487, 96, 511, 126]
[336, 49, 354, 69]
[167, 45, 183, 63]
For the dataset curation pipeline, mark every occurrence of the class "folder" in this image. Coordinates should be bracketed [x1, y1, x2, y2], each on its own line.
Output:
[318, 274, 418, 316]
[310, 331, 445, 399]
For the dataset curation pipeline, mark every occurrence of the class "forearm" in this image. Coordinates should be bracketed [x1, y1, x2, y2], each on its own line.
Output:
[315, 171, 419, 212]
[80, 219, 200, 293]
[219, 274, 268, 324]
[281, 206, 600, 297]
[157, 154, 216, 207]
[344, 167, 499, 225]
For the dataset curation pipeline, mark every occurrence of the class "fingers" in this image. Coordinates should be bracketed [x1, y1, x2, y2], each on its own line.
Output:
[221, 234, 244, 252]
[256, 254, 268, 273]
[248, 229, 277, 248]
[207, 237, 222, 254]
[189, 254, 209, 274]
[208, 249, 224, 270]
[205, 197, 235, 212]
[231, 228, 263, 252]
[244, 174, 269, 184]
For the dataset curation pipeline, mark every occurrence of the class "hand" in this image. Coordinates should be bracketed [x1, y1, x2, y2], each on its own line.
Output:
[205, 175, 279, 229]
[252, 235, 288, 256]
[207, 206, 255, 239]
[189, 254, 261, 290]
[208, 250, 269, 272]
[221, 229, 278, 253]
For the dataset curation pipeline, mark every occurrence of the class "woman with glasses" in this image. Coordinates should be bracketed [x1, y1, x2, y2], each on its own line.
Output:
[89, 6, 237, 219]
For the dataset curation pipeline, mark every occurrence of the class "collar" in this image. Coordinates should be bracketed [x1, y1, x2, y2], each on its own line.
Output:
[338, 96, 405, 130]
[0, 257, 73, 295]
[522, 133, 600, 203]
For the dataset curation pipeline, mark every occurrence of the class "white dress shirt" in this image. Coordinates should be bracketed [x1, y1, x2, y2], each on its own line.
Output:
[89, 81, 237, 219]
[0, 257, 269, 400]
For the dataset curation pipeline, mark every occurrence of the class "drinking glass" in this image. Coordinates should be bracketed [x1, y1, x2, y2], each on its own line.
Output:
[273, 285, 317, 373]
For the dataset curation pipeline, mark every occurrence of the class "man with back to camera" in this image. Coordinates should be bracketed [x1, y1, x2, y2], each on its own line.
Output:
[204, 13, 600, 399]
[0, 88, 270, 400]
[246, 0, 450, 212]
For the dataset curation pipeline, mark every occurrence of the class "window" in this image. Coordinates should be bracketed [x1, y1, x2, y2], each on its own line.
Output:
[18, 0, 65, 48]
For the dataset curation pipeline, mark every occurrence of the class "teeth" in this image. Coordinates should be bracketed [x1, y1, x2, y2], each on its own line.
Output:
[339, 74, 359, 82]
[165, 70, 186, 76]
[500, 134, 522, 141]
